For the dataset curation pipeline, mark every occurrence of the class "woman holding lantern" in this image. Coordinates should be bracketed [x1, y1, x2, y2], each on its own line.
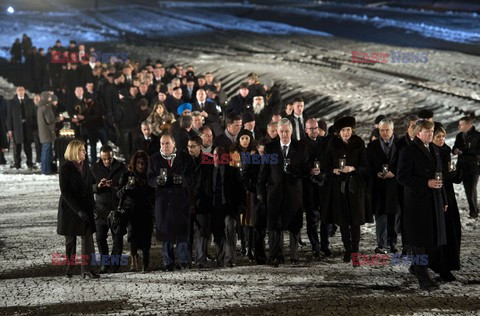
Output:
[322, 116, 372, 264]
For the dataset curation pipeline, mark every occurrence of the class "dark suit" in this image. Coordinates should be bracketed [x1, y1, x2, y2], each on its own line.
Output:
[287, 113, 311, 141]
[258, 139, 309, 262]
[192, 100, 221, 136]
[225, 94, 251, 116]
[135, 134, 160, 156]
[213, 132, 235, 152]
[6, 96, 36, 167]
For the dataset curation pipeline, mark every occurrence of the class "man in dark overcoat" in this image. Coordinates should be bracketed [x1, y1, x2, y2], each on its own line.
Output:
[147, 133, 194, 270]
[367, 118, 400, 254]
[6, 86, 36, 169]
[397, 119, 447, 291]
[258, 118, 309, 266]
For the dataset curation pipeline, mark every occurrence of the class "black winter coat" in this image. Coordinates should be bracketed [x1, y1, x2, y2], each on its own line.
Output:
[91, 159, 127, 225]
[117, 171, 155, 245]
[366, 137, 400, 216]
[397, 137, 447, 248]
[57, 161, 96, 236]
[452, 125, 480, 173]
[147, 151, 194, 242]
[321, 135, 372, 226]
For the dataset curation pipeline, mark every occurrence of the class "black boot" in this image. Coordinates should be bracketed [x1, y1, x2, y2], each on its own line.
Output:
[415, 265, 439, 291]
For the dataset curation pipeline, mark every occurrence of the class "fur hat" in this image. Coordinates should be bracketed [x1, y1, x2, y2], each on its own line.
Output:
[333, 116, 356, 132]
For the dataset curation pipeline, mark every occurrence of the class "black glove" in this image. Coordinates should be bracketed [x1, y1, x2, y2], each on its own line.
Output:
[77, 210, 89, 222]
[156, 175, 166, 186]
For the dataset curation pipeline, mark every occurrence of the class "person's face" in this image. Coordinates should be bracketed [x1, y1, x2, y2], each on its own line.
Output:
[379, 124, 393, 142]
[340, 127, 353, 142]
[271, 115, 281, 123]
[182, 109, 192, 116]
[305, 121, 319, 140]
[172, 89, 182, 100]
[239, 88, 249, 98]
[141, 124, 152, 137]
[433, 132, 445, 147]
[227, 120, 243, 136]
[78, 146, 86, 162]
[247, 78, 255, 85]
[253, 96, 264, 107]
[86, 83, 94, 91]
[244, 121, 255, 131]
[33, 94, 41, 105]
[197, 78, 206, 86]
[154, 68, 161, 77]
[187, 141, 202, 157]
[15, 86, 25, 98]
[156, 104, 164, 115]
[160, 135, 175, 155]
[100, 151, 113, 168]
[267, 125, 278, 139]
[136, 157, 146, 174]
[158, 92, 167, 102]
[285, 104, 293, 115]
[75, 87, 83, 98]
[257, 145, 265, 155]
[239, 135, 251, 149]
[458, 120, 472, 133]
[129, 87, 138, 97]
[201, 129, 213, 146]
[139, 84, 148, 94]
[407, 120, 417, 138]
[196, 89, 206, 102]
[278, 124, 292, 145]
[192, 115, 203, 129]
[416, 127, 434, 144]
[205, 73, 213, 83]
[293, 101, 304, 116]
[187, 81, 195, 88]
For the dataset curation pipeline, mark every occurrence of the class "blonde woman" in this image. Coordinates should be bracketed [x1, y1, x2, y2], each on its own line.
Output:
[57, 140, 99, 279]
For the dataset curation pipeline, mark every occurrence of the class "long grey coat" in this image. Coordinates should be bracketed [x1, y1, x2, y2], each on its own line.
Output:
[37, 97, 57, 144]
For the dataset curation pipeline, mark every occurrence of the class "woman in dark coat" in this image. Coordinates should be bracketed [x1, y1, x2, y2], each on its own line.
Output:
[117, 151, 155, 272]
[431, 124, 462, 281]
[57, 139, 99, 279]
[322, 116, 372, 263]
[230, 129, 256, 260]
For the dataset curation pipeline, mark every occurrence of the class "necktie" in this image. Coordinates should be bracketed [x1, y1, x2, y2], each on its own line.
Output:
[20, 99, 26, 120]
[167, 159, 172, 167]
[200, 102, 204, 110]
[296, 117, 302, 140]
[282, 145, 288, 158]
[214, 168, 223, 206]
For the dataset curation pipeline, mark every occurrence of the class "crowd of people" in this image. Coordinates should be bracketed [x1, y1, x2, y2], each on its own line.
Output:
[2, 37, 479, 291]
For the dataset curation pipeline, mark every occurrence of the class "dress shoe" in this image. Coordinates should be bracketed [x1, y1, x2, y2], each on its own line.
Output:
[180, 263, 191, 270]
[65, 273, 73, 279]
[82, 271, 100, 279]
[298, 239, 307, 247]
[225, 260, 235, 268]
[419, 279, 439, 291]
[290, 259, 299, 265]
[389, 245, 399, 253]
[99, 266, 109, 274]
[440, 271, 456, 282]
[321, 248, 332, 257]
[343, 252, 351, 263]
[374, 247, 388, 254]
[163, 264, 174, 272]
[313, 250, 321, 259]
[409, 265, 416, 275]
[268, 259, 279, 268]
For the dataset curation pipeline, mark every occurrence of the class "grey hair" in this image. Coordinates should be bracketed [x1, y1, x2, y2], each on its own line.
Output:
[378, 118, 394, 129]
[277, 118, 292, 131]
[403, 114, 419, 130]
[141, 120, 150, 127]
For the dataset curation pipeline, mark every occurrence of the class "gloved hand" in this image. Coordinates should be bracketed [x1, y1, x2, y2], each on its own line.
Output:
[77, 210, 89, 222]
[125, 182, 135, 190]
[157, 175, 167, 186]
